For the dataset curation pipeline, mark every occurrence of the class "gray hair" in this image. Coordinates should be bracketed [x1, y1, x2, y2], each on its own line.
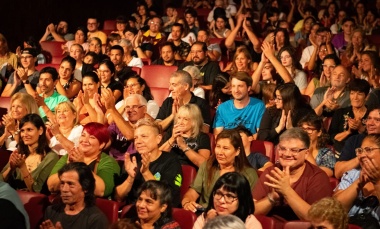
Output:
[183, 65, 202, 83]
[171, 70, 193, 89]
[125, 94, 148, 106]
[279, 127, 310, 149]
[204, 215, 245, 229]
[119, 38, 132, 48]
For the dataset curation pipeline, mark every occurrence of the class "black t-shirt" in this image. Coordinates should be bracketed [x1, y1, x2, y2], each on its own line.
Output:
[337, 134, 365, 162]
[179, 60, 221, 86]
[101, 79, 123, 103]
[44, 204, 109, 229]
[115, 66, 136, 83]
[247, 152, 270, 170]
[152, 58, 180, 66]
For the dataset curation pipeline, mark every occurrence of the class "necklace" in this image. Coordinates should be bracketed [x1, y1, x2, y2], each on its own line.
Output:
[25, 154, 41, 173]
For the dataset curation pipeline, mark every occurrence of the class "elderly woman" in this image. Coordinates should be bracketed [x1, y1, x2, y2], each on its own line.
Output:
[0, 114, 59, 194]
[193, 172, 262, 229]
[54, 56, 82, 100]
[160, 104, 211, 168]
[114, 117, 182, 207]
[47, 122, 120, 198]
[119, 39, 143, 68]
[334, 134, 380, 229]
[47, 101, 83, 156]
[182, 129, 258, 211]
[308, 197, 349, 229]
[169, 66, 205, 99]
[0, 93, 39, 151]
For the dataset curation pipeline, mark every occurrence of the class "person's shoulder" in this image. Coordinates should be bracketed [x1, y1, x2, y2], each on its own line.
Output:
[313, 86, 328, 95]
[248, 97, 265, 106]
[304, 160, 328, 178]
[45, 151, 59, 160]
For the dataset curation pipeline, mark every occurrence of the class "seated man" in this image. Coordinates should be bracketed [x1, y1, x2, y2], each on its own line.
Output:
[87, 17, 107, 45]
[168, 23, 190, 60]
[334, 106, 380, 179]
[1, 48, 39, 97]
[195, 29, 221, 61]
[185, 8, 199, 37]
[35, 67, 69, 122]
[39, 21, 74, 42]
[253, 128, 332, 221]
[109, 44, 136, 82]
[213, 72, 265, 137]
[331, 17, 355, 52]
[151, 42, 180, 66]
[41, 162, 108, 229]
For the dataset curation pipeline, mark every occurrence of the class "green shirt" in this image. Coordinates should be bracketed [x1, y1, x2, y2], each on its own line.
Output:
[39, 91, 68, 122]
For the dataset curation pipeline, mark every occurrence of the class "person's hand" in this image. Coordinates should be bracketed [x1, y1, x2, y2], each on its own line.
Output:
[183, 201, 201, 212]
[93, 93, 106, 114]
[323, 87, 335, 101]
[324, 99, 340, 110]
[309, 35, 318, 48]
[34, 92, 46, 107]
[285, 110, 292, 129]
[261, 51, 269, 64]
[2, 113, 16, 134]
[236, 13, 245, 27]
[347, 117, 361, 131]
[40, 220, 63, 229]
[11, 151, 26, 168]
[8, 150, 19, 170]
[320, 72, 328, 87]
[264, 166, 292, 195]
[101, 88, 115, 110]
[361, 156, 380, 185]
[172, 97, 180, 115]
[16, 46, 22, 56]
[123, 86, 130, 100]
[47, 23, 56, 33]
[276, 110, 286, 133]
[16, 68, 28, 82]
[172, 9, 178, 21]
[68, 147, 84, 163]
[125, 153, 138, 178]
[261, 41, 275, 59]
[76, 91, 84, 108]
[46, 119, 61, 137]
[326, 32, 332, 45]
[189, 36, 195, 46]
[140, 152, 151, 175]
[205, 209, 218, 221]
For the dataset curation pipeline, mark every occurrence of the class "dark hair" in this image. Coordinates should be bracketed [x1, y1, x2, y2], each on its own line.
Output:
[172, 22, 184, 34]
[234, 125, 253, 136]
[297, 113, 330, 148]
[116, 15, 127, 24]
[124, 27, 138, 35]
[125, 75, 154, 101]
[360, 50, 380, 76]
[267, 6, 280, 18]
[323, 53, 340, 65]
[316, 26, 331, 34]
[324, 2, 339, 18]
[198, 29, 210, 36]
[191, 41, 208, 52]
[99, 59, 115, 75]
[274, 28, 291, 49]
[61, 56, 76, 71]
[205, 172, 254, 222]
[137, 180, 173, 227]
[349, 78, 370, 96]
[40, 66, 59, 81]
[110, 45, 124, 56]
[185, 7, 197, 17]
[210, 72, 231, 107]
[58, 162, 96, 207]
[275, 83, 309, 114]
[18, 114, 51, 157]
[277, 46, 302, 70]
[83, 71, 100, 83]
[75, 26, 88, 41]
[207, 129, 251, 188]
[342, 17, 356, 26]
[24, 36, 42, 53]
[84, 51, 99, 65]
[230, 71, 253, 87]
[160, 41, 176, 53]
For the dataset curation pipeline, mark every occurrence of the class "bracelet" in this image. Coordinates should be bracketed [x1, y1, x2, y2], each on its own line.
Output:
[182, 201, 190, 208]
[183, 147, 190, 153]
[23, 173, 32, 180]
[168, 140, 174, 147]
[267, 194, 278, 206]
[14, 129, 20, 135]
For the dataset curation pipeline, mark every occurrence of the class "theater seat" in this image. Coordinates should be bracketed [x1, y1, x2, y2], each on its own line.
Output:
[95, 198, 119, 224]
[150, 87, 170, 107]
[172, 208, 197, 229]
[283, 220, 312, 229]
[180, 165, 197, 199]
[0, 96, 11, 119]
[40, 41, 66, 64]
[140, 65, 177, 88]
[250, 140, 275, 163]
[255, 215, 276, 229]
[35, 64, 60, 72]
[17, 190, 49, 229]
[103, 20, 116, 31]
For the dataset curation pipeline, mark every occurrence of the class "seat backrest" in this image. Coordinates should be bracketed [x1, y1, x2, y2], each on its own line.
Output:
[150, 87, 170, 107]
[0, 148, 11, 171]
[250, 140, 275, 163]
[103, 20, 116, 31]
[180, 165, 197, 200]
[141, 58, 152, 66]
[132, 66, 141, 75]
[95, 198, 119, 224]
[17, 190, 49, 229]
[283, 220, 312, 229]
[172, 208, 197, 229]
[35, 64, 60, 72]
[329, 177, 339, 191]
[348, 224, 364, 229]
[0, 96, 10, 119]
[255, 215, 276, 229]
[40, 41, 66, 64]
[140, 65, 177, 88]
[120, 204, 134, 219]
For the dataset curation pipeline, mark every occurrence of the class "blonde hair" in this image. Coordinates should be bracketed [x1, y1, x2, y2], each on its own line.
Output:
[54, 101, 78, 126]
[10, 92, 40, 117]
[174, 104, 203, 138]
[308, 197, 348, 229]
[231, 46, 253, 72]
[135, 118, 162, 135]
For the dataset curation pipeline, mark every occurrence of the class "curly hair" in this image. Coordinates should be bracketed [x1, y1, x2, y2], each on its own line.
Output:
[308, 197, 348, 229]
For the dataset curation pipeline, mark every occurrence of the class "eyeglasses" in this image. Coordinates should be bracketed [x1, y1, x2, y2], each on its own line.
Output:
[126, 83, 140, 88]
[322, 64, 336, 69]
[150, 21, 160, 25]
[278, 146, 308, 155]
[301, 127, 317, 134]
[355, 147, 380, 156]
[125, 105, 145, 110]
[213, 190, 237, 204]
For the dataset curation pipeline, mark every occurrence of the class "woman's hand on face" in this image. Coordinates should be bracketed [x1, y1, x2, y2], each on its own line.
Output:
[264, 166, 292, 195]
[140, 152, 151, 175]
[361, 157, 380, 185]
[68, 147, 84, 163]
[125, 153, 138, 178]
[206, 209, 218, 221]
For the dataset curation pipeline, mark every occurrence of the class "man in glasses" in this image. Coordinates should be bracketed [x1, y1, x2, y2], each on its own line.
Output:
[87, 17, 107, 45]
[253, 128, 332, 221]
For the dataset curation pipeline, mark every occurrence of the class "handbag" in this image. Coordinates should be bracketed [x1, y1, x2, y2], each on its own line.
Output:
[349, 195, 380, 229]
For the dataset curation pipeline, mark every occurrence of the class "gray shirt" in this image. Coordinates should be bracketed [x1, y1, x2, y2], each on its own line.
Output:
[310, 86, 350, 117]
[7, 70, 39, 95]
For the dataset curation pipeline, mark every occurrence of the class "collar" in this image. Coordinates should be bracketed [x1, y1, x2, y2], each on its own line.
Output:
[143, 30, 162, 40]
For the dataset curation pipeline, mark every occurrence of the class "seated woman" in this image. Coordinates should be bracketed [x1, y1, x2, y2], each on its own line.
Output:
[298, 113, 336, 177]
[54, 56, 82, 100]
[88, 37, 108, 62]
[0, 114, 59, 194]
[182, 129, 258, 211]
[209, 72, 231, 109]
[329, 79, 370, 153]
[304, 54, 340, 98]
[210, 15, 231, 39]
[0, 92, 39, 151]
[223, 47, 258, 75]
[294, 16, 316, 47]
[183, 65, 205, 99]
[123, 180, 180, 229]
[47, 101, 83, 156]
[47, 122, 120, 198]
[257, 83, 315, 145]
[160, 104, 211, 168]
[62, 26, 89, 54]
[97, 59, 123, 102]
[193, 172, 262, 229]
[334, 134, 380, 229]
[119, 39, 143, 68]
[308, 197, 348, 229]
[114, 118, 182, 207]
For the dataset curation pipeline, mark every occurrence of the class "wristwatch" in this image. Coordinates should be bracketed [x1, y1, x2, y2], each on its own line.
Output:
[23, 80, 30, 84]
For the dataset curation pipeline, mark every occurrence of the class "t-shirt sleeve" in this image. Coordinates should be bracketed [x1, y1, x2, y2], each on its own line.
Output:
[49, 155, 68, 175]
[190, 162, 206, 194]
[156, 98, 172, 121]
[213, 105, 224, 128]
[97, 155, 120, 197]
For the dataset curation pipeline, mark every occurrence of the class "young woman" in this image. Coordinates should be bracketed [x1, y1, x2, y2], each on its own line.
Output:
[193, 172, 262, 229]
[62, 27, 88, 54]
[209, 72, 231, 109]
[97, 59, 123, 102]
[223, 47, 258, 75]
[211, 15, 231, 39]
[0, 114, 59, 194]
[294, 16, 316, 47]
[55, 56, 82, 100]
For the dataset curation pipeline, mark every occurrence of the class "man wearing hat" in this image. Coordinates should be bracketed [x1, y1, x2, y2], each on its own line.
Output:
[1, 48, 39, 97]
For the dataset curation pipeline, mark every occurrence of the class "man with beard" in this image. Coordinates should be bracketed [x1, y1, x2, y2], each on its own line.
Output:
[109, 45, 136, 82]
[40, 21, 74, 42]
[213, 72, 265, 137]
[41, 162, 108, 229]
[179, 42, 220, 91]
[87, 17, 107, 45]
[152, 42, 180, 66]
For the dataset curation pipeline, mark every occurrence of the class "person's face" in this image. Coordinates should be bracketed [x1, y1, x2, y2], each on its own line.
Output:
[367, 11, 376, 23]
[161, 45, 175, 63]
[176, 112, 192, 133]
[300, 123, 320, 143]
[166, 7, 174, 17]
[20, 53, 35, 69]
[231, 78, 250, 101]
[274, 90, 283, 109]
[342, 21, 355, 36]
[60, 171, 85, 206]
[356, 3, 365, 14]
[366, 110, 380, 134]
[213, 187, 239, 215]
[39, 73, 56, 94]
[110, 49, 123, 66]
[82, 77, 99, 97]
[304, 18, 314, 31]
[149, 18, 161, 33]
[138, 5, 147, 16]
[268, 13, 279, 23]
[59, 61, 74, 80]
[316, 31, 327, 45]
[197, 31, 208, 43]
[215, 0, 224, 7]
[56, 105, 76, 126]
[215, 138, 240, 166]
[271, 0, 278, 8]
[75, 30, 85, 43]
[310, 24, 320, 39]
[262, 63, 274, 81]
[322, 59, 335, 79]
[352, 31, 363, 46]
[87, 18, 99, 32]
[57, 21, 68, 35]
[275, 31, 285, 46]
[185, 14, 195, 26]
[310, 220, 335, 229]
[126, 78, 144, 95]
[134, 126, 162, 154]
[171, 26, 182, 41]
[328, 4, 336, 15]
[360, 54, 372, 72]
[350, 90, 367, 108]
[116, 22, 127, 32]
[216, 18, 226, 30]
[239, 132, 252, 149]
[125, 97, 146, 123]
[70, 45, 84, 61]
[357, 137, 380, 168]
[190, 44, 206, 65]
[280, 51, 292, 67]
[124, 31, 135, 41]
[136, 190, 166, 224]
[235, 53, 250, 71]
[277, 138, 309, 170]
[20, 122, 42, 146]
[83, 55, 94, 65]
[98, 64, 113, 83]
[331, 66, 349, 88]
[169, 76, 187, 98]
[338, 11, 347, 22]
[79, 130, 104, 156]
[221, 82, 232, 95]
[11, 99, 28, 120]
[318, 45, 327, 60]
[89, 39, 101, 54]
